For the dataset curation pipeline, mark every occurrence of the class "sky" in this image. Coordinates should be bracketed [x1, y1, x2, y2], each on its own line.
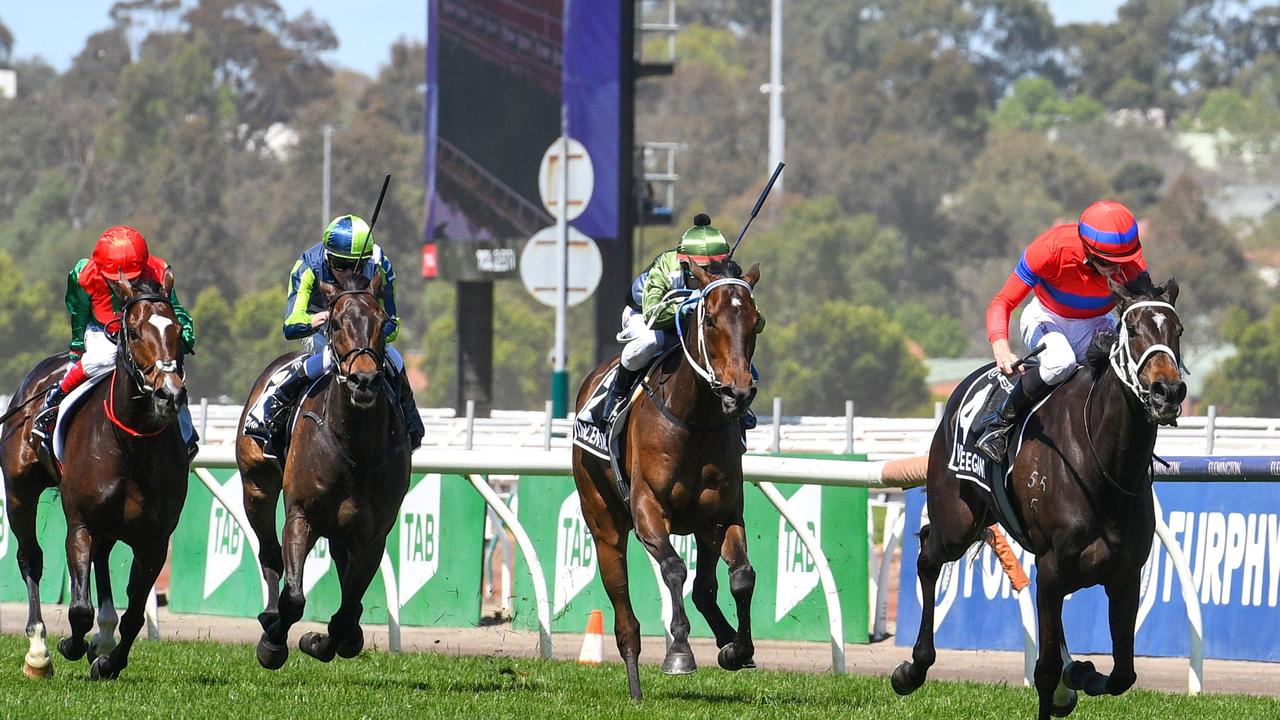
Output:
[2, 1, 1118, 77]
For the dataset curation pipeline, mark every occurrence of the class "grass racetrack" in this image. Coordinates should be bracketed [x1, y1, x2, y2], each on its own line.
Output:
[0, 637, 1276, 719]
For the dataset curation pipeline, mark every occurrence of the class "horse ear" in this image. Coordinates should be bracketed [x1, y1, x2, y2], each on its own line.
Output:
[743, 262, 761, 288]
[1163, 277, 1179, 306]
[687, 261, 711, 289]
[369, 269, 384, 298]
[315, 281, 339, 307]
[1107, 276, 1132, 306]
[105, 270, 135, 301]
[161, 267, 175, 296]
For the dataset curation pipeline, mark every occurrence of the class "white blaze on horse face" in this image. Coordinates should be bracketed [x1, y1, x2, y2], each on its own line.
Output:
[1152, 312, 1167, 331]
[148, 314, 174, 334]
[731, 297, 742, 308]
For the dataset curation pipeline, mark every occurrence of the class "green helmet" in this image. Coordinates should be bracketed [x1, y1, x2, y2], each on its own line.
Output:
[322, 214, 374, 261]
[677, 213, 730, 266]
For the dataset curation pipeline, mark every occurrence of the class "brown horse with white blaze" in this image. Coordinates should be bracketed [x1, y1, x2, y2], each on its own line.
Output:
[1, 271, 189, 680]
[893, 279, 1185, 719]
[573, 260, 763, 700]
[236, 270, 410, 669]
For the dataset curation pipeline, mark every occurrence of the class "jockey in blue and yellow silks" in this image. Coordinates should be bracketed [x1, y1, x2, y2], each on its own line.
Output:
[243, 214, 424, 456]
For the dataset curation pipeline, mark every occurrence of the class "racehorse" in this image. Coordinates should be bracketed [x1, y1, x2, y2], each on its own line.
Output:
[893, 279, 1185, 719]
[237, 270, 410, 669]
[572, 260, 763, 700]
[1, 271, 190, 680]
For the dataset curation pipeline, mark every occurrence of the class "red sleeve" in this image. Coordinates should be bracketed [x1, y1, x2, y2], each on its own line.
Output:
[985, 272, 1032, 343]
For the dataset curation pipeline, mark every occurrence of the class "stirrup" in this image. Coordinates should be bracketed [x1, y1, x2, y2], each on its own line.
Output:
[975, 424, 1012, 463]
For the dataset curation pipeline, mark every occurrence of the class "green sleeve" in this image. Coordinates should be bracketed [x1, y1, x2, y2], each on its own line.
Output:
[168, 288, 196, 354]
[642, 251, 681, 330]
[65, 262, 92, 357]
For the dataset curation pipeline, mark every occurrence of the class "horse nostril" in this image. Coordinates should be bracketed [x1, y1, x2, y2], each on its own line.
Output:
[1150, 380, 1168, 399]
[1171, 381, 1187, 405]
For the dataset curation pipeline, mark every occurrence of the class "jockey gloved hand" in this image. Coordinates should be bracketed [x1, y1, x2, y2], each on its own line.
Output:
[992, 338, 1024, 376]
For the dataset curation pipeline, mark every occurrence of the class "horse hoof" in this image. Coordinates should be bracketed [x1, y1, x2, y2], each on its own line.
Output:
[1063, 660, 1093, 691]
[1050, 688, 1079, 717]
[256, 636, 289, 670]
[22, 660, 54, 680]
[717, 645, 756, 671]
[661, 651, 697, 675]
[891, 661, 924, 696]
[57, 637, 86, 662]
[298, 632, 335, 663]
[337, 629, 364, 659]
[89, 656, 120, 681]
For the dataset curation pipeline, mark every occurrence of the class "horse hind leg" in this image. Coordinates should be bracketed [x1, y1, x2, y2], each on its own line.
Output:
[58, 525, 96, 662]
[716, 523, 756, 672]
[9, 478, 53, 678]
[90, 542, 167, 680]
[300, 540, 379, 662]
[89, 541, 119, 661]
[242, 466, 284, 631]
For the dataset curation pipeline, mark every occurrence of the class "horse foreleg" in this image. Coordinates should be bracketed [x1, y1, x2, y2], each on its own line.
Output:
[1033, 559, 1076, 720]
[635, 514, 695, 676]
[1102, 577, 1140, 695]
[300, 539, 380, 663]
[90, 542, 165, 680]
[242, 469, 284, 631]
[692, 530, 735, 648]
[9, 479, 52, 678]
[717, 522, 756, 672]
[596, 534, 642, 700]
[57, 524, 96, 662]
[257, 513, 315, 670]
[892, 523, 945, 695]
[89, 541, 119, 661]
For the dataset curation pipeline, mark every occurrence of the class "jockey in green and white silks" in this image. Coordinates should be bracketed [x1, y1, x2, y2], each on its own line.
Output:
[601, 213, 759, 431]
[243, 214, 424, 455]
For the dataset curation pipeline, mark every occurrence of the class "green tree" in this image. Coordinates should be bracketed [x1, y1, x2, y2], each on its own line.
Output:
[754, 301, 929, 416]
[894, 303, 972, 358]
[0, 250, 67, 392]
[1201, 306, 1280, 415]
[186, 285, 234, 399]
[989, 76, 1104, 131]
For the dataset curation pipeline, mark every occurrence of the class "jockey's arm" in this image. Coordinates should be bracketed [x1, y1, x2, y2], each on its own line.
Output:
[283, 259, 318, 341]
[986, 259, 1034, 375]
[377, 251, 400, 342]
[65, 265, 92, 359]
[166, 279, 196, 354]
[641, 252, 680, 329]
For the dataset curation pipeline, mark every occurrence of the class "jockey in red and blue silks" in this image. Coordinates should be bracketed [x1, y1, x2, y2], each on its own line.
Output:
[243, 214, 424, 456]
[976, 200, 1157, 462]
[32, 226, 199, 459]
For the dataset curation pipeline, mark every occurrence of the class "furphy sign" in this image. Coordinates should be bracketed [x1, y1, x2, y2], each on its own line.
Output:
[897, 477, 1280, 661]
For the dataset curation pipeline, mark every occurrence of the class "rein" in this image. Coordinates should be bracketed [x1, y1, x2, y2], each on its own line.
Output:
[324, 289, 386, 387]
[103, 370, 165, 438]
[674, 277, 754, 389]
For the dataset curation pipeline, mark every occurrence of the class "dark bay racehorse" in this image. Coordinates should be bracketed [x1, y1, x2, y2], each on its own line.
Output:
[893, 280, 1185, 719]
[2, 272, 189, 680]
[573, 260, 763, 700]
[237, 271, 410, 669]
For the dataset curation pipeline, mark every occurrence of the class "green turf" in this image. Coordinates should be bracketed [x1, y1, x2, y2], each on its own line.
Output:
[0, 635, 1274, 719]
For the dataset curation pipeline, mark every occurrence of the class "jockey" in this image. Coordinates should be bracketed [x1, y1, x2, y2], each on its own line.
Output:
[601, 213, 758, 431]
[243, 214, 424, 456]
[976, 200, 1157, 462]
[32, 226, 199, 459]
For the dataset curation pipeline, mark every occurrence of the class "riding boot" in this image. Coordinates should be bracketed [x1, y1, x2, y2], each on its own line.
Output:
[396, 371, 425, 451]
[31, 385, 68, 443]
[601, 366, 639, 425]
[245, 360, 310, 454]
[975, 371, 1052, 463]
[186, 428, 201, 464]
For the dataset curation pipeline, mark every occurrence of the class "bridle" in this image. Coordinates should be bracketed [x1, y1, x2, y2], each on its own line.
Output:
[673, 277, 755, 389]
[1108, 300, 1182, 404]
[111, 293, 183, 394]
[324, 289, 386, 387]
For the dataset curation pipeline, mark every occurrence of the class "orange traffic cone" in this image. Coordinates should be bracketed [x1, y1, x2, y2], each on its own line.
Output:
[578, 609, 604, 665]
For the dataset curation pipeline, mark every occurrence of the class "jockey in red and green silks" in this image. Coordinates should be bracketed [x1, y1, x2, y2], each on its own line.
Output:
[33, 226, 199, 458]
[600, 213, 759, 433]
[243, 214, 424, 455]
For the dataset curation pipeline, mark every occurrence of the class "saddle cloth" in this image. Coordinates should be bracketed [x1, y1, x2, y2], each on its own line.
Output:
[52, 371, 113, 464]
[944, 363, 1070, 549]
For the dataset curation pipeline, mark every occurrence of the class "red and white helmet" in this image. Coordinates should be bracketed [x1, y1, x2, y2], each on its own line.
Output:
[92, 226, 150, 280]
[1078, 200, 1141, 263]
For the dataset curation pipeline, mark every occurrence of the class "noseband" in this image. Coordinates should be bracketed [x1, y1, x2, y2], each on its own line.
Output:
[674, 277, 755, 390]
[1109, 300, 1181, 403]
[325, 289, 386, 387]
[113, 293, 182, 394]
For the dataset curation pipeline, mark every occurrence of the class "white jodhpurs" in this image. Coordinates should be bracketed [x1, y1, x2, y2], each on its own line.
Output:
[1019, 298, 1117, 385]
[80, 326, 116, 377]
[618, 307, 667, 372]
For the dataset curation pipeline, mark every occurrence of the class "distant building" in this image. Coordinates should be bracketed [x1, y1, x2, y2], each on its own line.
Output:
[0, 68, 14, 100]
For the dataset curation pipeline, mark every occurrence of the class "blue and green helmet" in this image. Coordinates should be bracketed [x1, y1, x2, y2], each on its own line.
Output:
[323, 214, 375, 261]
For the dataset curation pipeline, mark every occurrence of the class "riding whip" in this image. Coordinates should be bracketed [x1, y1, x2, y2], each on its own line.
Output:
[728, 162, 785, 259]
[1011, 343, 1046, 373]
[356, 174, 391, 275]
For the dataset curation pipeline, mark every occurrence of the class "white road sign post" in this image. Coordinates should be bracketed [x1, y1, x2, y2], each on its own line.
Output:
[520, 226, 602, 307]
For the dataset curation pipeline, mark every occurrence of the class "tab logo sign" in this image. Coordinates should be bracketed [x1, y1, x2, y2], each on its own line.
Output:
[554, 492, 597, 614]
[203, 476, 246, 598]
[776, 485, 822, 621]
[304, 538, 332, 597]
[399, 473, 442, 603]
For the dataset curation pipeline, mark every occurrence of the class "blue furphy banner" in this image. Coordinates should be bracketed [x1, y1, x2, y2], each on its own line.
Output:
[896, 467, 1280, 662]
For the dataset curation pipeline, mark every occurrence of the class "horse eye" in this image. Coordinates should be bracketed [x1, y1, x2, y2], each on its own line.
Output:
[128, 329, 140, 341]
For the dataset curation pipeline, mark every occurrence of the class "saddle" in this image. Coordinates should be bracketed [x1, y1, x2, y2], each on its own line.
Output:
[34, 371, 114, 476]
[944, 363, 1072, 549]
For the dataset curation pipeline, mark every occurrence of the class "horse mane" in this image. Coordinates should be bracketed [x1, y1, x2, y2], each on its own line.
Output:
[1086, 329, 1117, 378]
[334, 270, 373, 292]
[706, 259, 743, 279]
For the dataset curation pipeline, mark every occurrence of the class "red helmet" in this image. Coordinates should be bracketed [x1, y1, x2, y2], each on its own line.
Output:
[92, 226, 150, 280]
[1078, 200, 1141, 262]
